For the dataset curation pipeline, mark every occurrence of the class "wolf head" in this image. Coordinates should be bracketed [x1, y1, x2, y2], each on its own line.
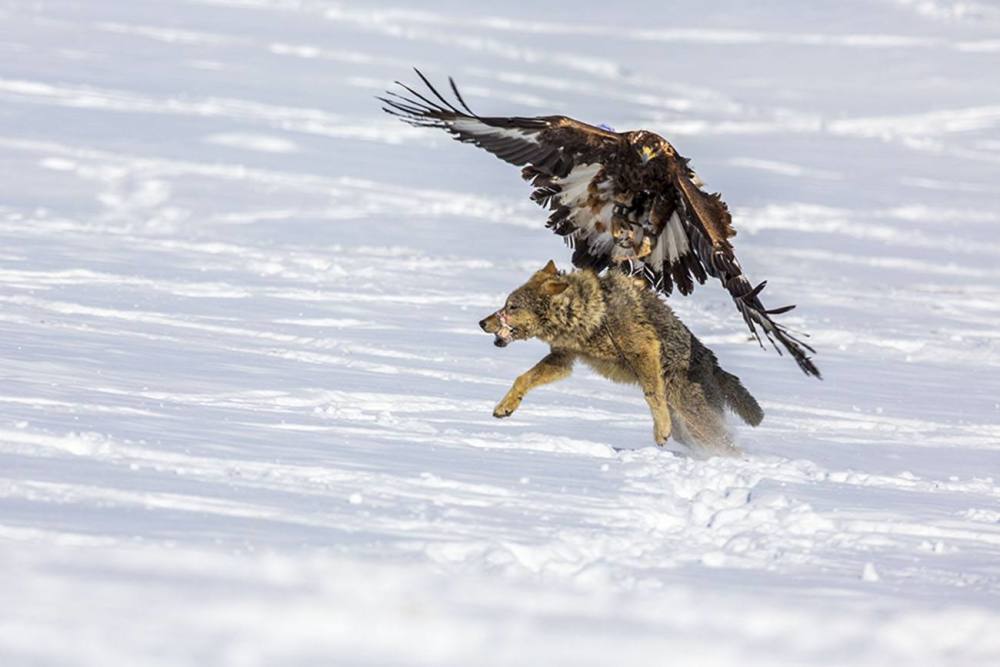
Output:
[479, 260, 570, 347]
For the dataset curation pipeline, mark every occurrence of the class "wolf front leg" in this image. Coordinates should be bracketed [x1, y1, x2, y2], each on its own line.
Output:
[493, 350, 575, 418]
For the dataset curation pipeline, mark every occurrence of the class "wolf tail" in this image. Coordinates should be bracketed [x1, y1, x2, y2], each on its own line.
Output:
[715, 369, 764, 426]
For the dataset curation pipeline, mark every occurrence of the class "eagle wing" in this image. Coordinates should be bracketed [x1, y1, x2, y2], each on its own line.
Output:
[382, 71, 819, 378]
[646, 166, 819, 377]
[380, 70, 619, 177]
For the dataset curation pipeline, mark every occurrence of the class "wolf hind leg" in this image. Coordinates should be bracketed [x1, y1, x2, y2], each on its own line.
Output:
[667, 407, 695, 448]
[628, 349, 672, 446]
[671, 384, 740, 456]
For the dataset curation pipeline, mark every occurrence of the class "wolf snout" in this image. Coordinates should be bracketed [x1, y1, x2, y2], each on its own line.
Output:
[479, 312, 501, 334]
[480, 311, 512, 347]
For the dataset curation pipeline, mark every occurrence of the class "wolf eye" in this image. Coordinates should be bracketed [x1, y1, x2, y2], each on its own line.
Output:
[507, 303, 519, 312]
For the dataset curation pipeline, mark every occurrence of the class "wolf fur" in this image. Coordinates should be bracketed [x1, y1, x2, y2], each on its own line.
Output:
[480, 261, 763, 454]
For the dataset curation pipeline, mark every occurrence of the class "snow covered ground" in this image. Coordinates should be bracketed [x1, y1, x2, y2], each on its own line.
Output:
[2, 0, 1000, 664]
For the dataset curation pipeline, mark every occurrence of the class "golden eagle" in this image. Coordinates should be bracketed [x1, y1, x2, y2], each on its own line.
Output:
[381, 70, 819, 378]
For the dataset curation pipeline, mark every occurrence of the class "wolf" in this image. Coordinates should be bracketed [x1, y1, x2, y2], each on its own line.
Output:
[479, 261, 763, 454]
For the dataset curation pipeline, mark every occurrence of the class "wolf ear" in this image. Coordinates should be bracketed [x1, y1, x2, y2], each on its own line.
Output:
[541, 278, 569, 296]
[541, 259, 558, 276]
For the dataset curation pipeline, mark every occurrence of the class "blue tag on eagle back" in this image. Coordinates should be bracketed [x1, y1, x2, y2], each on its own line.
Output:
[598, 123, 616, 132]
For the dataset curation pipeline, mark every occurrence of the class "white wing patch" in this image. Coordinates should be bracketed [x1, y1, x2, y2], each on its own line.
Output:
[646, 222, 667, 270]
[550, 162, 697, 282]
[665, 212, 690, 263]
[449, 118, 541, 144]
[550, 164, 617, 252]
[588, 230, 614, 255]
[553, 163, 601, 208]
[568, 202, 612, 245]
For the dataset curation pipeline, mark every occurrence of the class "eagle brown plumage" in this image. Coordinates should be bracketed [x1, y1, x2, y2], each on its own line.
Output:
[380, 70, 820, 378]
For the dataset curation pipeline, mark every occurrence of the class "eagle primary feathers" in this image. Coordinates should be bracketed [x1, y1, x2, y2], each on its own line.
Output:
[380, 70, 820, 378]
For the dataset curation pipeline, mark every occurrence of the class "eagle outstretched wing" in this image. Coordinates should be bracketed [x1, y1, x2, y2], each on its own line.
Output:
[381, 70, 819, 378]
[380, 70, 619, 177]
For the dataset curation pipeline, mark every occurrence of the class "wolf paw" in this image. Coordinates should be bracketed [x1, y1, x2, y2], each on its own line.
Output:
[653, 423, 671, 446]
[493, 394, 521, 418]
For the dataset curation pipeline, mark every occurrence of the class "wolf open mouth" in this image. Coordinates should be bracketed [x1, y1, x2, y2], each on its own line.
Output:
[494, 326, 514, 347]
[484, 308, 516, 347]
